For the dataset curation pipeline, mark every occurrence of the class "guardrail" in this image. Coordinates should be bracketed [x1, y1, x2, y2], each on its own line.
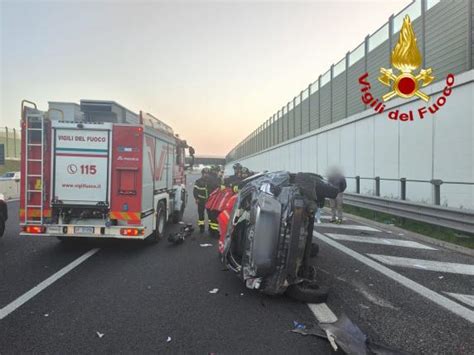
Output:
[349, 176, 474, 206]
[344, 193, 474, 234]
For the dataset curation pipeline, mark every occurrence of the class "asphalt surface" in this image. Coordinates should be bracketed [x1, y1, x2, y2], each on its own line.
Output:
[1, 173, 473, 354]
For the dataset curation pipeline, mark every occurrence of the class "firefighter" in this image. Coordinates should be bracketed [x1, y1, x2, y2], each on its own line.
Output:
[224, 163, 243, 193]
[193, 168, 212, 233]
[207, 165, 221, 238]
[240, 167, 252, 180]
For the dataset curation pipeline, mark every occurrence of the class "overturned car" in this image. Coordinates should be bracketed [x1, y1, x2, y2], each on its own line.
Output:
[217, 171, 339, 302]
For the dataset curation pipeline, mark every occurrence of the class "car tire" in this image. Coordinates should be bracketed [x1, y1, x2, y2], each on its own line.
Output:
[147, 201, 166, 244]
[286, 281, 329, 303]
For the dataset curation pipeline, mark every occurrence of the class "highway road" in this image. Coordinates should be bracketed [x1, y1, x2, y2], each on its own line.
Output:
[1, 173, 473, 354]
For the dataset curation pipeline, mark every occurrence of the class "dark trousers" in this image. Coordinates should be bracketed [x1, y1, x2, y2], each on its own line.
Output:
[197, 201, 206, 230]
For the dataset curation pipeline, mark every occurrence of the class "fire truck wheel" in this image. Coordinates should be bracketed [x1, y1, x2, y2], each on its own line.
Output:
[148, 201, 166, 243]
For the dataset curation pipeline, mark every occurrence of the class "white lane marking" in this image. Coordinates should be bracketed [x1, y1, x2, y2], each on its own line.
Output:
[0, 248, 100, 320]
[314, 232, 474, 323]
[319, 216, 346, 221]
[307, 303, 338, 323]
[315, 224, 380, 232]
[444, 293, 474, 308]
[368, 254, 474, 276]
[325, 233, 436, 250]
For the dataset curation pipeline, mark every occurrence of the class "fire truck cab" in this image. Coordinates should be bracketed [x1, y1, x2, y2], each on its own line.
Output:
[20, 99, 192, 242]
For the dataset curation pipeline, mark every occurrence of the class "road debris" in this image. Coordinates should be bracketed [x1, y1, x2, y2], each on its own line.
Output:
[166, 336, 172, 343]
[96, 331, 104, 338]
[291, 314, 407, 354]
[209, 288, 219, 294]
[293, 321, 306, 330]
[44, 313, 49, 317]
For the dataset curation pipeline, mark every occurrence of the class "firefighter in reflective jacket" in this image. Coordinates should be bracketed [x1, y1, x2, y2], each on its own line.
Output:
[193, 168, 213, 233]
[224, 163, 242, 193]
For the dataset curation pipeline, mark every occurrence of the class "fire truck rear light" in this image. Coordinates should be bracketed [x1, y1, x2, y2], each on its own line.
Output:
[23, 225, 45, 234]
[120, 228, 144, 236]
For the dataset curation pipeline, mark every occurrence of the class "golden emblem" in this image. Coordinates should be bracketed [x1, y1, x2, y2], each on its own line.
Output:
[378, 15, 434, 102]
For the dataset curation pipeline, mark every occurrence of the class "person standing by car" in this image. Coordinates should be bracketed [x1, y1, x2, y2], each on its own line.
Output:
[193, 168, 212, 233]
[328, 167, 347, 224]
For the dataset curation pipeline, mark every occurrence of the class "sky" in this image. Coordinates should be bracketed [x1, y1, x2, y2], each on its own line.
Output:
[0, 0, 408, 156]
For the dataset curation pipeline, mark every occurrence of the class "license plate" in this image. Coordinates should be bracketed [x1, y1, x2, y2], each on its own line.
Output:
[74, 226, 94, 234]
[48, 226, 61, 234]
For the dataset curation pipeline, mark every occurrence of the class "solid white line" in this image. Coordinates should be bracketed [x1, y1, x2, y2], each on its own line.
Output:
[307, 303, 338, 323]
[326, 233, 437, 250]
[314, 232, 474, 323]
[314, 224, 380, 232]
[0, 248, 100, 320]
[368, 254, 474, 276]
[444, 293, 474, 308]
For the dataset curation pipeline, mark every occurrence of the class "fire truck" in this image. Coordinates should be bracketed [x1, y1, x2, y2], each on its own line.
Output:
[19, 99, 193, 242]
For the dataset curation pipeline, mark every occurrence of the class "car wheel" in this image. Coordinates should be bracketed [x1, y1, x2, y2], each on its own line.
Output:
[147, 201, 166, 243]
[286, 281, 329, 303]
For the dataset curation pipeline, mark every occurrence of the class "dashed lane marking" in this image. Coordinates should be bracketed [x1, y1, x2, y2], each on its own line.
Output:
[314, 231, 474, 323]
[325, 233, 437, 250]
[0, 248, 100, 320]
[368, 254, 474, 276]
[314, 224, 380, 232]
[307, 303, 338, 323]
[444, 293, 474, 308]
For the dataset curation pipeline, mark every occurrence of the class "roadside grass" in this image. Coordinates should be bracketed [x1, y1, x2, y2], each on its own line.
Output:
[342, 204, 474, 249]
[0, 159, 20, 175]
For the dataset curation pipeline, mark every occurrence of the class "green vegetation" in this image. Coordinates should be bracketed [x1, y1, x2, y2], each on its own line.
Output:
[0, 159, 20, 175]
[343, 204, 474, 250]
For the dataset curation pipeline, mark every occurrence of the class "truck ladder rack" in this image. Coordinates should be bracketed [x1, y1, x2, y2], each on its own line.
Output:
[24, 113, 45, 225]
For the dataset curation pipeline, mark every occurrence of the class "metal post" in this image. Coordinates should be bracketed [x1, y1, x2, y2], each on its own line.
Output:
[330, 64, 334, 123]
[431, 179, 443, 205]
[356, 176, 360, 194]
[318, 75, 322, 129]
[389, 14, 394, 61]
[13, 128, 17, 158]
[364, 35, 369, 110]
[375, 176, 380, 196]
[308, 84, 312, 132]
[286, 103, 290, 140]
[291, 96, 296, 138]
[467, 0, 473, 70]
[400, 178, 406, 200]
[345, 52, 350, 118]
[5, 127, 8, 158]
[300, 91, 303, 134]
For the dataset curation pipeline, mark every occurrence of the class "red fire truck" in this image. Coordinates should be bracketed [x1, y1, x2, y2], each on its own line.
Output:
[19, 99, 192, 242]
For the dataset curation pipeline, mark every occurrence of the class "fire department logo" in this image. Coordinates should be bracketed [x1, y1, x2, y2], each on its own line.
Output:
[378, 15, 434, 102]
[358, 15, 454, 122]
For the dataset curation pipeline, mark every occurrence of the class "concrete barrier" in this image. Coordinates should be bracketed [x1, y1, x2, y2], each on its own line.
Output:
[0, 179, 20, 200]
